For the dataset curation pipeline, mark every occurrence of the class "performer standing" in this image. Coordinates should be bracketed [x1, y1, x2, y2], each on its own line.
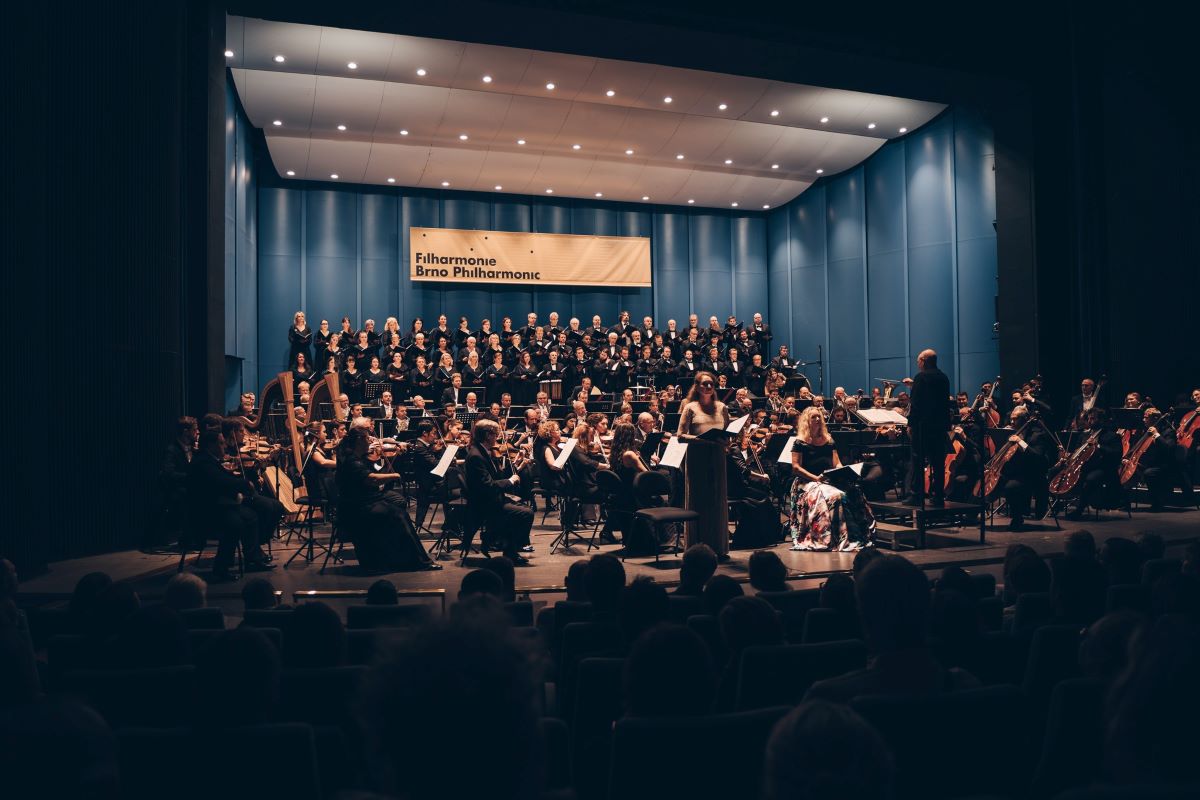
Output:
[677, 371, 731, 559]
[904, 349, 951, 507]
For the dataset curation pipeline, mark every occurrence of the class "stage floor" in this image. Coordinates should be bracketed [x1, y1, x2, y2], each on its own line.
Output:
[18, 500, 1200, 618]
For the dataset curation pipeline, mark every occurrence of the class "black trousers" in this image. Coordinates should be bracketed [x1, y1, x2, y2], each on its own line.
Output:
[910, 430, 948, 502]
[1071, 469, 1112, 512]
[204, 505, 259, 571]
[243, 493, 284, 552]
[1142, 466, 1194, 508]
[349, 490, 432, 571]
[481, 502, 534, 555]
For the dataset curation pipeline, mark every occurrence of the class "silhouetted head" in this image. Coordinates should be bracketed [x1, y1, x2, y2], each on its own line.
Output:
[678, 544, 718, 594]
[855, 555, 930, 653]
[749, 551, 788, 593]
[765, 700, 895, 800]
[585, 554, 627, 615]
[282, 602, 346, 669]
[619, 577, 669, 644]
[624, 624, 714, 717]
[703, 575, 744, 616]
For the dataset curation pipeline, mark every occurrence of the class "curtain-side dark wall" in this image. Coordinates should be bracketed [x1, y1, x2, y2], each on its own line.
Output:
[1, 1, 221, 572]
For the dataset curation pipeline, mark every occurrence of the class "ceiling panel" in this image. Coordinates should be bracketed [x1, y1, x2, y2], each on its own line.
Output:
[230, 15, 947, 209]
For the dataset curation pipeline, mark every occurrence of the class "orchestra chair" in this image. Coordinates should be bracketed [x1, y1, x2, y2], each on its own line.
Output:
[590, 470, 632, 552]
[314, 479, 346, 575]
[289, 473, 333, 568]
[176, 511, 244, 579]
[540, 717, 572, 796]
[456, 503, 492, 565]
[629, 470, 698, 564]
[428, 467, 468, 559]
[1105, 583, 1152, 614]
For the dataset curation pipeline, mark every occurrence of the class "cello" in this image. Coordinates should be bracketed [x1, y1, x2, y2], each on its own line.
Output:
[1049, 428, 1102, 496]
[1119, 409, 1173, 485]
[1177, 403, 1200, 450]
[979, 418, 1036, 498]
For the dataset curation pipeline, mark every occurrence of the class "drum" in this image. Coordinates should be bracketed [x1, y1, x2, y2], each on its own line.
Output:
[540, 379, 563, 401]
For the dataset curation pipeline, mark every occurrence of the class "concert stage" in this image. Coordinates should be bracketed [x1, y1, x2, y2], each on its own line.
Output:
[18, 504, 1200, 622]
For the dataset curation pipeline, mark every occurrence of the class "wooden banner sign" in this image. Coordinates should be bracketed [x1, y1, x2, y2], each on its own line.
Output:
[409, 227, 651, 288]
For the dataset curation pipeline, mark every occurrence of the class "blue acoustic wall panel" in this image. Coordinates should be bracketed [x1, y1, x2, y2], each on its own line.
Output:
[223, 79, 258, 409]
[242, 108, 996, 393]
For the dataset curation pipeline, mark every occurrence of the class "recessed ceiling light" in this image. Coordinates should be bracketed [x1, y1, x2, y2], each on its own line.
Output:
[400, 129, 409, 136]
[516, 139, 526, 145]
[820, 116, 829, 124]
[731, 202, 739, 207]
[416, 68, 427, 76]
[718, 103, 728, 110]
[606, 89, 615, 97]
[337, 124, 347, 131]
[387, 178, 395, 183]
[330, 173, 338, 179]
[724, 159, 733, 165]
[687, 199, 695, 204]
[285, 170, 295, 176]
[867, 123, 876, 129]
[762, 204, 770, 209]
[642, 196, 650, 201]
[459, 134, 469, 141]
[347, 62, 357, 70]
[899, 127, 908, 133]
[224, 49, 234, 58]
[595, 192, 603, 197]
[770, 109, 780, 117]
[494, 185, 503, 191]
[663, 96, 673, 103]
[272, 120, 282, 127]
[816, 168, 824, 174]
[273, 55, 285, 63]
[441, 181, 450, 187]
[545, 82, 555, 90]
[625, 149, 634, 155]
[482, 75, 492, 83]
[545, 188, 554, 194]
[676, 154, 684, 160]
[771, 164, 780, 169]
[572, 144, 581, 150]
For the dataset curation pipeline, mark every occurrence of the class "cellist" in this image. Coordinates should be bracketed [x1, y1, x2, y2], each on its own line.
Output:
[1064, 409, 1123, 520]
[1133, 406, 1194, 512]
[996, 405, 1056, 531]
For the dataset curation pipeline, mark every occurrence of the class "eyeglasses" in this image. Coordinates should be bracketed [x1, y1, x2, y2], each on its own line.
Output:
[699, 381, 714, 388]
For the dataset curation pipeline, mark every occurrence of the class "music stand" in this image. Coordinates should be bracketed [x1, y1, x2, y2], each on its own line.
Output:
[363, 381, 390, 401]
[1110, 408, 1144, 430]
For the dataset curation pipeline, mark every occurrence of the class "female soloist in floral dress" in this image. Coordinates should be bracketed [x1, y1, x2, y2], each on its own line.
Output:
[785, 407, 876, 551]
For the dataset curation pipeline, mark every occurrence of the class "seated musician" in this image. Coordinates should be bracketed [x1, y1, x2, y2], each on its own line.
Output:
[221, 418, 285, 559]
[534, 420, 599, 535]
[730, 388, 754, 418]
[159, 416, 197, 537]
[187, 429, 274, 582]
[229, 392, 255, 419]
[334, 426, 440, 572]
[945, 408, 988, 504]
[409, 420, 448, 531]
[996, 405, 1055, 530]
[785, 407, 876, 552]
[1136, 406, 1195, 511]
[564, 400, 588, 432]
[1064, 409, 1124, 520]
[411, 395, 431, 417]
[463, 418, 535, 564]
[730, 427, 771, 502]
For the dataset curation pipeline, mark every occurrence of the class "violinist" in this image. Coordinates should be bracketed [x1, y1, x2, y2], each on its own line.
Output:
[221, 418, 285, 551]
[564, 400, 588, 433]
[1134, 406, 1194, 512]
[300, 421, 337, 512]
[827, 406, 855, 431]
[334, 426, 441, 572]
[730, 427, 771, 501]
[409, 420, 448, 531]
[288, 311, 312, 367]
[1124, 392, 1146, 410]
[188, 428, 274, 582]
[995, 405, 1055, 531]
[1064, 409, 1124, 520]
[535, 420, 598, 536]
[464, 418, 535, 564]
[518, 408, 542, 441]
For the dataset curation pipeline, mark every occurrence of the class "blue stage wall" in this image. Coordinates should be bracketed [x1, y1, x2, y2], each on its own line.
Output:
[227, 77, 997, 395]
[224, 80, 258, 410]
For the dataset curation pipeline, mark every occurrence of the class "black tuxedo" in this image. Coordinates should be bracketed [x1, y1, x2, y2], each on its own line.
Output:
[441, 386, 464, 406]
[464, 443, 533, 555]
[187, 451, 262, 571]
[908, 365, 952, 500]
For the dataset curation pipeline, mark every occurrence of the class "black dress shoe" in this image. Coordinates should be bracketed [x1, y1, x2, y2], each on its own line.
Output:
[419, 562, 444, 571]
[245, 561, 276, 573]
[509, 554, 531, 566]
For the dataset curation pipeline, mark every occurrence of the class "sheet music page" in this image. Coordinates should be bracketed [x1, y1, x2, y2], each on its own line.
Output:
[660, 436, 689, 468]
[776, 436, 798, 465]
[726, 414, 749, 435]
[431, 444, 459, 477]
[553, 437, 578, 468]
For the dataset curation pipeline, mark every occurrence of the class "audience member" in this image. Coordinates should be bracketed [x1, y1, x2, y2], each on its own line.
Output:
[585, 554, 626, 620]
[460, 569, 505, 599]
[1003, 546, 1051, 609]
[282, 601, 346, 669]
[241, 577, 279, 611]
[806, 555, 978, 703]
[1149, 572, 1200, 623]
[110, 604, 190, 668]
[618, 576, 670, 644]
[1049, 556, 1107, 626]
[480, 556, 517, 602]
[675, 544, 718, 596]
[564, 559, 590, 602]
[1184, 541, 1200, 577]
[87, 583, 140, 640]
[851, 547, 885, 578]
[1136, 531, 1166, 562]
[819, 573, 857, 616]
[68, 571, 112, 631]
[0, 698, 119, 798]
[1079, 610, 1145, 684]
[749, 550, 789, 593]
[1098, 536, 1143, 585]
[703, 574, 744, 616]
[934, 565, 973, 598]
[623, 624, 715, 717]
[195, 627, 281, 726]
[366, 579, 399, 605]
[765, 700, 895, 800]
[163, 572, 207, 611]
[1064, 529, 1097, 562]
[359, 615, 542, 800]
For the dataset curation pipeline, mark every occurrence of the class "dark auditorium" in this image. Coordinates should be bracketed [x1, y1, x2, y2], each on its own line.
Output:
[5, 2, 1200, 799]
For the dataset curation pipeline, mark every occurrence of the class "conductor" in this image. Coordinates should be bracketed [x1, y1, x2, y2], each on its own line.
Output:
[904, 349, 951, 507]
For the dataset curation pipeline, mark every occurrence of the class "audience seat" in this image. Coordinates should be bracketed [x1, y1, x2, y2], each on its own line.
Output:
[686, 614, 726, 665]
[964, 630, 1024, 686]
[178, 607, 224, 630]
[540, 717, 572, 794]
[61, 666, 196, 728]
[801, 607, 859, 644]
[735, 641, 868, 711]
[1106, 583, 1152, 614]
[851, 685, 1033, 800]
[117, 723, 321, 800]
[571, 658, 626, 800]
[46, 635, 102, 681]
[280, 666, 368, 727]
[558, 622, 623, 723]
[978, 595, 1005, 632]
[28, 607, 78, 646]
[607, 706, 790, 800]
[347, 628, 408, 666]
[345, 604, 432, 629]
[242, 608, 296, 628]
[756, 589, 822, 642]
[1012, 591, 1053, 633]
[189, 627, 281, 658]
[1023, 624, 1083, 710]
[666, 593, 705, 623]
[1141, 557, 1181, 586]
[1033, 677, 1106, 798]
[504, 600, 535, 627]
[969, 572, 997, 599]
